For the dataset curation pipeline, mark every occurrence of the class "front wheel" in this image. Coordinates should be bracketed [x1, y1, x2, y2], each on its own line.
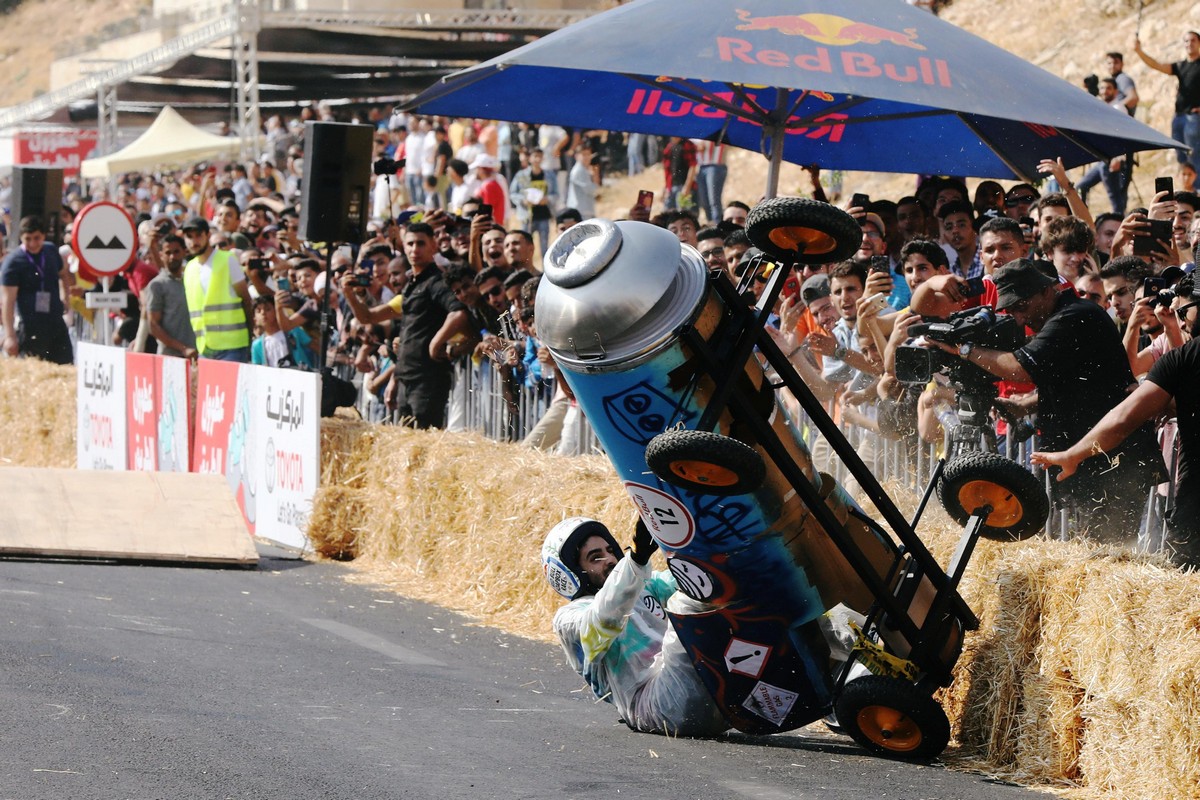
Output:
[937, 451, 1049, 540]
[645, 429, 766, 497]
[834, 676, 950, 761]
[745, 196, 863, 265]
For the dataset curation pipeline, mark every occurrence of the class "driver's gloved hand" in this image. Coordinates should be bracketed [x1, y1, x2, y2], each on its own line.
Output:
[631, 519, 659, 566]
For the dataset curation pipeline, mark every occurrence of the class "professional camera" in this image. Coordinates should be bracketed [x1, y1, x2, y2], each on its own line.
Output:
[895, 306, 1033, 447]
[372, 156, 406, 176]
[894, 306, 1024, 389]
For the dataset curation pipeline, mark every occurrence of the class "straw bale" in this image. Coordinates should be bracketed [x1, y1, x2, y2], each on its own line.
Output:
[0, 357, 75, 467]
[307, 421, 633, 641]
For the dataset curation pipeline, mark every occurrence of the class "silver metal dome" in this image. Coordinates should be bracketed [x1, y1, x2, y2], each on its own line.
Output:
[537, 219, 708, 372]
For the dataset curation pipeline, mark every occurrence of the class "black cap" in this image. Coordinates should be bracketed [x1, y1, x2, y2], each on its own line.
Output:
[993, 258, 1056, 310]
[180, 215, 210, 233]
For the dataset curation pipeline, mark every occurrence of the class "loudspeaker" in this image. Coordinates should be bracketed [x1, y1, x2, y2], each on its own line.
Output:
[299, 122, 373, 245]
[10, 166, 64, 248]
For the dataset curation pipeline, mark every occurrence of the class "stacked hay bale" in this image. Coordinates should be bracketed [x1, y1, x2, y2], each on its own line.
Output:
[0, 357, 76, 467]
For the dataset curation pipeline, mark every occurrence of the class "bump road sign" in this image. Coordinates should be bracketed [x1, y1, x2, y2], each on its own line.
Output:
[72, 201, 138, 277]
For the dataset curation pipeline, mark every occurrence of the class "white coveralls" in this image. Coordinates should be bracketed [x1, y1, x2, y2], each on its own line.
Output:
[553, 555, 729, 737]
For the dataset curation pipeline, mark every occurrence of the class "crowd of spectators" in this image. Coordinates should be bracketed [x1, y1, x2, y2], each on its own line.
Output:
[1, 69, 1198, 562]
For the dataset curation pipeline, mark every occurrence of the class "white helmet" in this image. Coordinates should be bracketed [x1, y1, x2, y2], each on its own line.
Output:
[541, 517, 622, 600]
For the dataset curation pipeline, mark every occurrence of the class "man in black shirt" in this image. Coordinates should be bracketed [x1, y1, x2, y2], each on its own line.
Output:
[927, 260, 1164, 543]
[1033, 287, 1200, 566]
[1136, 31, 1200, 189]
[342, 222, 468, 429]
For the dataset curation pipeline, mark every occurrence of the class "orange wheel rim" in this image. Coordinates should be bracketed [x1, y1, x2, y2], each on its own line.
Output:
[856, 705, 923, 752]
[768, 225, 838, 255]
[669, 459, 740, 488]
[957, 480, 1023, 527]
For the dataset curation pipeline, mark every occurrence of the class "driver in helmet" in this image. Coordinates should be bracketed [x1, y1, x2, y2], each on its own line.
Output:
[542, 516, 728, 738]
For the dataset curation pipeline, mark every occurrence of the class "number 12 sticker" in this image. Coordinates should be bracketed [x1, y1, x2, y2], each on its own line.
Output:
[624, 481, 695, 549]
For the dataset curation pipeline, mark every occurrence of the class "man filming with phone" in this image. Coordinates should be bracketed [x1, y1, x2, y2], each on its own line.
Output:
[922, 259, 1163, 544]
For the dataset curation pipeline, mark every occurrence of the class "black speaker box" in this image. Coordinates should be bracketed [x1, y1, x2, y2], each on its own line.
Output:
[10, 166, 64, 248]
[299, 122, 373, 245]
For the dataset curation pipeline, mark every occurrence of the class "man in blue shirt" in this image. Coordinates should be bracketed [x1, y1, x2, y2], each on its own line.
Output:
[1, 215, 73, 364]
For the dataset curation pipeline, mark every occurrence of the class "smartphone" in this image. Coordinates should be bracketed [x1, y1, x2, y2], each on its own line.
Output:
[850, 192, 870, 210]
[1141, 276, 1167, 296]
[963, 276, 986, 298]
[276, 276, 291, 291]
[1155, 176, 1174, 197]
[864, 292, 889, 313]
[782, 273, 801, 299]
[637, 190, 654, 210]
[248, 257, 271, 272]
[869, 255, 891, 274]
[478, 203, 493, 218]
[1133, 218, 1173, 256]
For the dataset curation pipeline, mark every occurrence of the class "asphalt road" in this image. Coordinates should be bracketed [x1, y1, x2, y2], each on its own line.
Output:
[0, 545, 1042, 800]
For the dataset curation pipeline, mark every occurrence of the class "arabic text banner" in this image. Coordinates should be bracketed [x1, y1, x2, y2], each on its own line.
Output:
[76, 341, 127, 470]
[254, 365, 319, 550]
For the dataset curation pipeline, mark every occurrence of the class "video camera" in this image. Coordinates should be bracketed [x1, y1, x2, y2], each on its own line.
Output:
[372, 157, 406, 176]
[894, 306, 1024, 392]
[895, 306, 1033, 446]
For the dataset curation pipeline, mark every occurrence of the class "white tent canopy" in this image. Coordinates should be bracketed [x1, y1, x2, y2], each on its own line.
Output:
[80, 106, 240, 178]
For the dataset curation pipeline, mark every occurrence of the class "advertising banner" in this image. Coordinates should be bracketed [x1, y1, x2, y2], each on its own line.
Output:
[156, 355, 191, 473]
[125, 353, 158, 471]
[76, 341, 127, 470]
[13, 129, 98, 177]
[253, 366, 319, 550]
[193, 359, 257, 534]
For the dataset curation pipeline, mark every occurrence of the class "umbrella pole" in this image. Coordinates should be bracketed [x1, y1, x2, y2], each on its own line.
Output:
[764, 88, 788, 200]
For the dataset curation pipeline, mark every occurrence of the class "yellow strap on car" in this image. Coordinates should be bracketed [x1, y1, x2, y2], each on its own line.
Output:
[848, 621, 918, 680]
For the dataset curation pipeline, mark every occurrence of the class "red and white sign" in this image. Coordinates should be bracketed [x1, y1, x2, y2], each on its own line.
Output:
[724, 638, 771, 679]
[14, 129, 98, 177]
[72, 201, 138, 277]
[126, 353, 158, 471]
[624, 481, 696, 549]
[192, 360, 257, 535]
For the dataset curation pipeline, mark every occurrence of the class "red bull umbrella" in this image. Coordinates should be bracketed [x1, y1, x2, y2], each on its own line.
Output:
[403, 0, 1180, 194]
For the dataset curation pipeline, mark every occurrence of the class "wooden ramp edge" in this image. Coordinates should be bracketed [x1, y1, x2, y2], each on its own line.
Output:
[0, 467, 259, 566]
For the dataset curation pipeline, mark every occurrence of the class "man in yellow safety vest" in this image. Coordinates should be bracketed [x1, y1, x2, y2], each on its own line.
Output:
[180, 215, 253, 362]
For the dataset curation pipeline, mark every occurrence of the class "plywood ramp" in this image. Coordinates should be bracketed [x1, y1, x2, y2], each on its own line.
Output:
[0, 467, 258, 565]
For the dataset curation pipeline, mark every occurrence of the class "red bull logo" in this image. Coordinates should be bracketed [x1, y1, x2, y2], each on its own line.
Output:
[625, 89, 849, 142]
[721, 10, 950, 89]
[736, 10, 925, 51]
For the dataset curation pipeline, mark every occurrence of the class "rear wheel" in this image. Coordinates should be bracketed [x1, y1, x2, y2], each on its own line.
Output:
[834, 676, 950, 761]
[745, 197, 862, 265]
[645, 429, 766, 497]
[937, 451, 1048, 540]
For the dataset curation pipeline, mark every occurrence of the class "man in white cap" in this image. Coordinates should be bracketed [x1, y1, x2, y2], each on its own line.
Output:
[470, 153, 509, 226]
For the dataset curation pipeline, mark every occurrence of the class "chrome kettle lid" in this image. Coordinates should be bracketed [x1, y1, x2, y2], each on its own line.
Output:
[537, 219, 707, 369]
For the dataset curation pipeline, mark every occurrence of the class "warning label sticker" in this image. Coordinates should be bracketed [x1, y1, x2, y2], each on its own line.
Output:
[742, 681, 799, 727]
[724, 637, 771, 679]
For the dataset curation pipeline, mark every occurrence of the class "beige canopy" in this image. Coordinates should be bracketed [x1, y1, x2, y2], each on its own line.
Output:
[80, 106, 240, 178]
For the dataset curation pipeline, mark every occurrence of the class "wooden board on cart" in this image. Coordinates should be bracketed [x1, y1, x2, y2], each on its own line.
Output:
[0, 467, 258, 565]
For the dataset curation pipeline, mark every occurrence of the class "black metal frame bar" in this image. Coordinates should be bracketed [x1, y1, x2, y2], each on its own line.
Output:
[684, 264, 978, 678]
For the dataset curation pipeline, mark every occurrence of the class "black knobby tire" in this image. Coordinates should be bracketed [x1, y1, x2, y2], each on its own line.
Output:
[834, 675, 951, 762]
[645, 429, 766, 497]
[937, 451, 1049, 540]
[745, 197, 863, 265]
